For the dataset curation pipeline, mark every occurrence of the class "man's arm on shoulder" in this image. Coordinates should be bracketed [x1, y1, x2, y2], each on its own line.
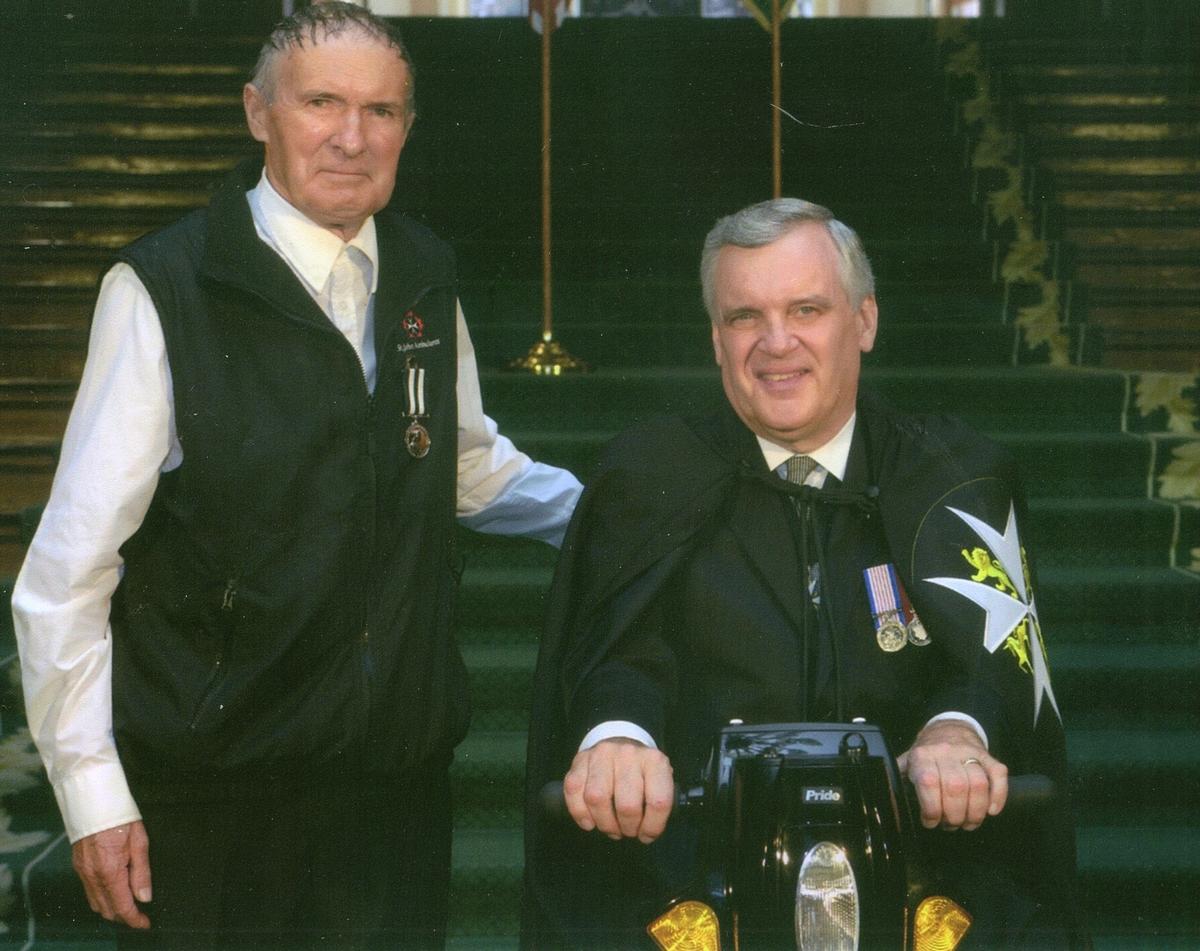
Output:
[12, 263, 172, 926]
[452, 302, 581, 547]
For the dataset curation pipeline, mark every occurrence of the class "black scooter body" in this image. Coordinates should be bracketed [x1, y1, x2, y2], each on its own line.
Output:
[698, 722, 915, 950]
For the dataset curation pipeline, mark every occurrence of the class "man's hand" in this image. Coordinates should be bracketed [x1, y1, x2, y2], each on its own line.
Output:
[898, 720, 1008, 831]
[563, 738, 674, 844]
[71, 821, 152, 929]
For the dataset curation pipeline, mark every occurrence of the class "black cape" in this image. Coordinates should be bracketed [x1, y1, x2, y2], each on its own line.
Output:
[522, 391, 1086, 949]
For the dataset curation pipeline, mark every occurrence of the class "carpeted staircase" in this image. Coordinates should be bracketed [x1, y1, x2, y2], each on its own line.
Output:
[1, 13, 1198, 949]
[982, 18, 1200, 371]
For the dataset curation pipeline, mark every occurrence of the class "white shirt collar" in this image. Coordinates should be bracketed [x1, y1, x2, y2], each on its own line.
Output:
[246, 169, 379, 296]
[756, 412, 857, 482]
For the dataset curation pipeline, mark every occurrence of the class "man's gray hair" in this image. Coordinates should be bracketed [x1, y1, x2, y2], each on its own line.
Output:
[250, 1, 416, 116]
[700, 198, 875, 320]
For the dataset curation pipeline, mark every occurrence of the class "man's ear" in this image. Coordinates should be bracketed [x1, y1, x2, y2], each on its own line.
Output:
[243, 83, 269, 144]
[858, 295, 879, 354]
[711, 320, 724, 367]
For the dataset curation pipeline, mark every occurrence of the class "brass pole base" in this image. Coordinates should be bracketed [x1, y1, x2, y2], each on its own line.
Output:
[508, 338, 590, 376]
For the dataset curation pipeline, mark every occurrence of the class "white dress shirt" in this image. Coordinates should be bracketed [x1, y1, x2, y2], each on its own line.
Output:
[13, 171, 582, 843]
[580, 413, 985, 753]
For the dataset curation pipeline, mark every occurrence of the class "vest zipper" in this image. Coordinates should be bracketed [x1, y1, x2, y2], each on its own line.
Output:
[190, 580, 236, 730]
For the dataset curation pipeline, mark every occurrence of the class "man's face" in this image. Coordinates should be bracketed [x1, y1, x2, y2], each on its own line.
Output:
[710, 222, 878, 453]
[243, 32, 413, 240]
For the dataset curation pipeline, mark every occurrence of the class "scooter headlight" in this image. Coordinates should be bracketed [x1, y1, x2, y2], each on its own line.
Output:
[795, 841, 859, 950]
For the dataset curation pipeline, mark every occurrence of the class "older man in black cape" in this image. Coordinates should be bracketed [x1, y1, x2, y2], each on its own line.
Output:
[522, 199, 1087, 949]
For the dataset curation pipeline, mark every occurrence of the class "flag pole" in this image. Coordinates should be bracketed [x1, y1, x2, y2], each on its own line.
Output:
[510, 0, 588, 376]
[541, 10, 552, 342]
[771, 0, 782, 199]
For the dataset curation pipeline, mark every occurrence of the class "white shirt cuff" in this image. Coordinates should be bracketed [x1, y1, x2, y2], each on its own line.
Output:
[925, 711, 989, 750]
[54, 762, 142, 844]
[578, 721, 657, 752]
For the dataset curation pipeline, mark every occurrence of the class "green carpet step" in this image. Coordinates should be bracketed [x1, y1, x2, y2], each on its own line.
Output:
[29, 88, 243, 115]
[1077, 822, 1200, 942]
[1, 126, 250, 166]
[6, 32, 260, 65]
[1053, 643, 1200, 726]
[5, 169, 239, 197]
[0, 436, 58, 508]
[1069, 727, 1200, 813]
[28, 62, 251, 97]
[1046, 614, 1198, 652]
[1025, 498, 1181, 568]
[1014, 92, 1200, 123]
[979, 30, 1192, 63]
[0, 290, 96, 330]
[458, 530, 559, 570]
[0, 382, 76, 441]
[0, 190, 210, 245]
[1028, 132, 1200, 163]
[1050, 199, 1200, 246]
[8, 221, 185, 253]
[447, 940, 516, 951]
[1063, 228, 1200, 258]
[456, 623, 547, 650]
[0, 260, 120, 292]
[463, 644, 539, 733]
[452, 730, 527, 830]
[447, 828, 523, 939]
[1079, 285, 1200, 309]
[1072, 249, 1200, 282]
[1002, 62, 1194, 91]
[1040, 168, 1200, 195]
[1052, 189, 1200, 218]
[1039, 566, 1200, 627]
[0, 327, 88, 381]
[457, 567, 553, 629]
[996, 432, 1153, 502]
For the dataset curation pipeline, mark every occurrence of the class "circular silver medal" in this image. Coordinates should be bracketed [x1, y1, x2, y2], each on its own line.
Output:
[405, 421, 431, 459]
[907, 618, 931, 647]
[876, 621, 907, 652]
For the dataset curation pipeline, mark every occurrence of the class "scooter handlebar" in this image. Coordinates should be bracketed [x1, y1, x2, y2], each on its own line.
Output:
[1003, 773, 1057, 810]
[540, 774, 1055, 822]
[538, 781, 700, 824]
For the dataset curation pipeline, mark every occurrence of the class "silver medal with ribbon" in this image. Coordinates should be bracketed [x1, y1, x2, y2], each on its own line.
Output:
[404, 357, 430, 459]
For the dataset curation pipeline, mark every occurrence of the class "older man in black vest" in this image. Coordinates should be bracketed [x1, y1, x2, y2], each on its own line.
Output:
[13, 4, 581, 947]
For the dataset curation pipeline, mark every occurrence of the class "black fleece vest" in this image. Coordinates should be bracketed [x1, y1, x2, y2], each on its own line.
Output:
[111, 164, 466, 781]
